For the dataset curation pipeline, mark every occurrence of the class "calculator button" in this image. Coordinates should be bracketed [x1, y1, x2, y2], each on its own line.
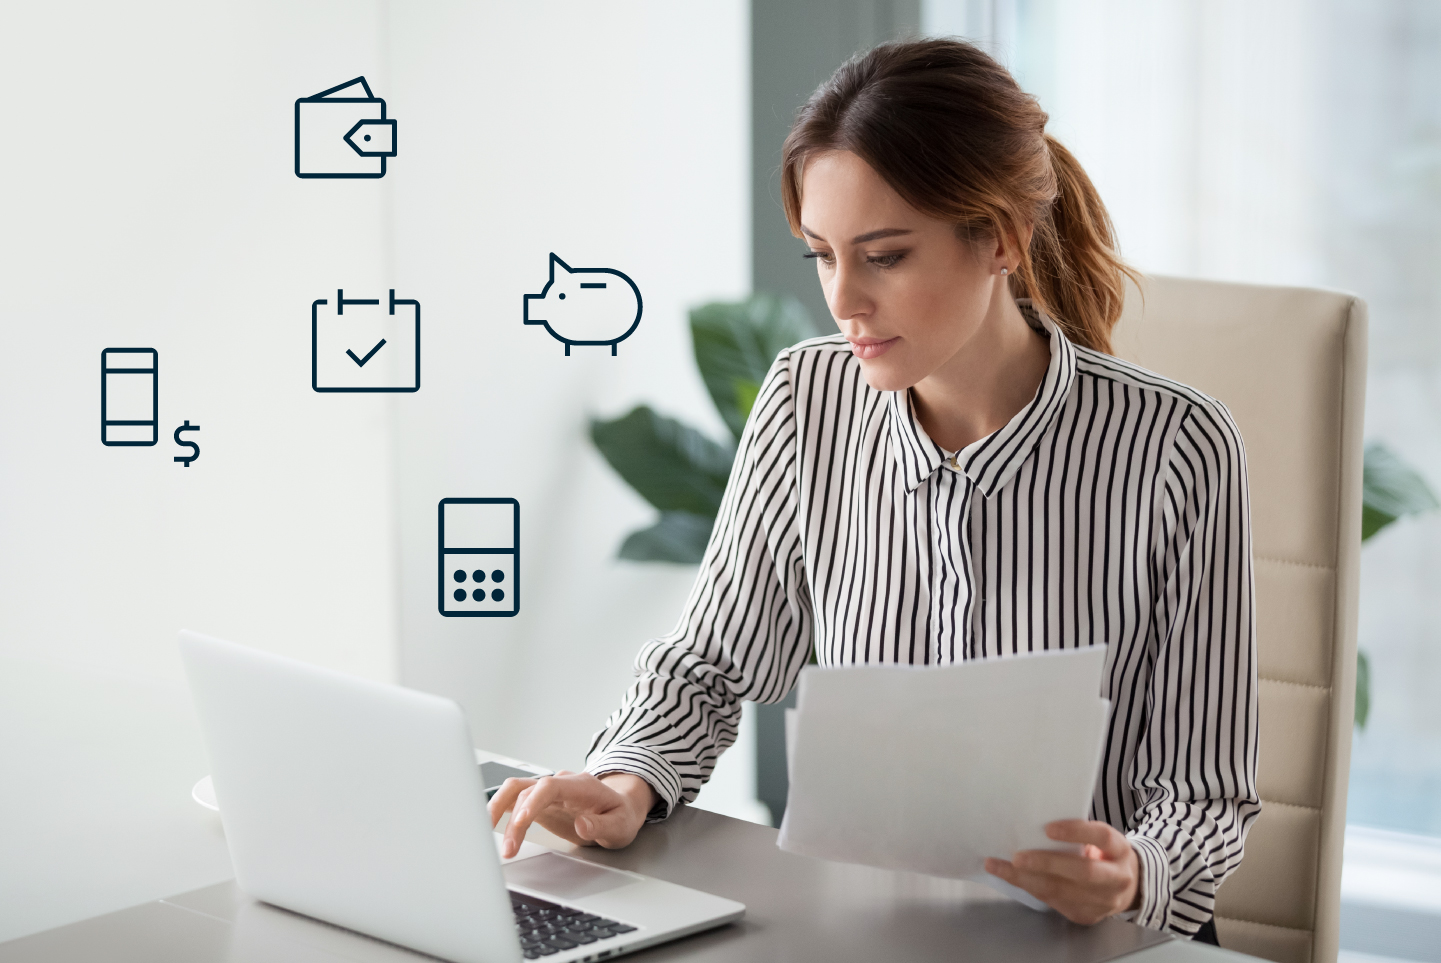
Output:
[439, 550, 516, 616]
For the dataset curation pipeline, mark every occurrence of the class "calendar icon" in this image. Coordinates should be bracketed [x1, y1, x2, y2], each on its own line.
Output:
[312, 289, 420, 392]
[438, 498, 519, 618]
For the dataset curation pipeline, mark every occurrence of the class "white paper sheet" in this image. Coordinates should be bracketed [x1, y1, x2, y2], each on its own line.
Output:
[776, 646, 1111, 896]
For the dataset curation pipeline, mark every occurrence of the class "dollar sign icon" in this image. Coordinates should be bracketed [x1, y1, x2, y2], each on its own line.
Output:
[174, 420, 200, 467]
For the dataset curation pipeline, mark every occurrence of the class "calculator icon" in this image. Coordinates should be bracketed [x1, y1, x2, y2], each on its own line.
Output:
[438, 498, 519, 618]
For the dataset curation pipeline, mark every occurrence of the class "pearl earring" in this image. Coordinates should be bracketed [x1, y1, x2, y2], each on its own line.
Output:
[1000, 267, 1009, 276]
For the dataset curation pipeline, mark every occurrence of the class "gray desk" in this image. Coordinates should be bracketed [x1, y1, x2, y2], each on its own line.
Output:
[0, 805, 1255, 962]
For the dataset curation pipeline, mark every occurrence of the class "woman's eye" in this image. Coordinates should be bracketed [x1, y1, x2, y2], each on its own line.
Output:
[866, 252, 907, 269]
[803, 250, 835, 266]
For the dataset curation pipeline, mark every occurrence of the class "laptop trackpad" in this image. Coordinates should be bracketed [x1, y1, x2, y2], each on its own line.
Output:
[504, 852, 639, 901]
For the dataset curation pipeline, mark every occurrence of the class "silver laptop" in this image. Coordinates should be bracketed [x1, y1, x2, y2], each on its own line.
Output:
[178, 630, 744, 963]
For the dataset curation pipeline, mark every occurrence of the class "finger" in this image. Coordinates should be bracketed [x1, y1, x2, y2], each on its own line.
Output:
[991, 861, 1063, 903]
[506, 777, 565, 857]
[984, 857, 1016, 882]
[988, 856, 1124, 925]
[1045, 820, 1130, 860]
[530, 808, 592, 847]
[487, 777, 537, 828]
[997, 863, 1114, 919]
[1044, 889, 1113, 926]
[508, 785, 535, 829]
[580, 807, 642, 850]
[1011, 849, 1114, 886]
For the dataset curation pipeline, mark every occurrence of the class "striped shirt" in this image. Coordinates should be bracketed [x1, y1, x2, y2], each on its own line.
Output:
[587, 304, 1260, 937]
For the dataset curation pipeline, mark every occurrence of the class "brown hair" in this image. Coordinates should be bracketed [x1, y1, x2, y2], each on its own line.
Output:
[780, 39, 1137, 354]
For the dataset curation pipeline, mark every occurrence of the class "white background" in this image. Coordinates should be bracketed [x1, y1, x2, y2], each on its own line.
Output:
[0, 0, 756, 942]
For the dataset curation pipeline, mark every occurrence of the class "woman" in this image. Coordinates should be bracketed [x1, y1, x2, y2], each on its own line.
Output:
[491, 38, 1259, 944]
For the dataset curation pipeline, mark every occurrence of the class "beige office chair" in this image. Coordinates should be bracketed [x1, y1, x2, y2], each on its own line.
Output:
[1112, 275, 1367, 963]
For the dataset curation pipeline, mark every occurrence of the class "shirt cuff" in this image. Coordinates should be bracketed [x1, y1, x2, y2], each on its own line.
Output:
[586, 744, 682, 822]
[1127, 832, 1173, 932]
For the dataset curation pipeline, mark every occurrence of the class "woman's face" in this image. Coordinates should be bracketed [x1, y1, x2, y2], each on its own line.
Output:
[799, 150, 1008, 391]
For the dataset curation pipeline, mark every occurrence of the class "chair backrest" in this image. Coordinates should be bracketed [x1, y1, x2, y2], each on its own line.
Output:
[1112, 275, 1367, 963]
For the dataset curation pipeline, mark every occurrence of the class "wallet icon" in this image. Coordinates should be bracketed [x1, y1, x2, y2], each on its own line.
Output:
[294, 77, 398, 179]
[312, 289, 420, 392]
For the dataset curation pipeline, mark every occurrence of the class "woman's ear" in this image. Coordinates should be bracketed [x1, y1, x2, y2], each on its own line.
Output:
[997, 225, 1031, 271]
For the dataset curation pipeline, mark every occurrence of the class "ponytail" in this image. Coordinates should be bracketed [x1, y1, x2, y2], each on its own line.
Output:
[781, 39, 1137, 356]
[1015, 135, 1137, 354]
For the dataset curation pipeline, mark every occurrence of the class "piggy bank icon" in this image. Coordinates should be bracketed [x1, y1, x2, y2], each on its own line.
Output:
[522, 253, 642, 356]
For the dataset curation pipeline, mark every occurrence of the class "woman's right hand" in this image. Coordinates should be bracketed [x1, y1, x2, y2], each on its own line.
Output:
[488, 770, 658, 859]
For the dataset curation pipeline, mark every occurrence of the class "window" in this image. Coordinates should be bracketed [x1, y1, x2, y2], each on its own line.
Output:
[964, 0, 1441, 839]
[927, 0, 1441, 953]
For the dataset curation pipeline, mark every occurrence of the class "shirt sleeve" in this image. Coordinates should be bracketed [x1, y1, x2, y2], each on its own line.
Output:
[585, 353, 814, 820]
[1129, 400, 1262, 936]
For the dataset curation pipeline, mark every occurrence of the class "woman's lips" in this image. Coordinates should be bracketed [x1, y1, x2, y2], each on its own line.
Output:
[848, 336, 900, 360]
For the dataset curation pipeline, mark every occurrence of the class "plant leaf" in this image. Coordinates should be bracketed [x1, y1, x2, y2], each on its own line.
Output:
[590, 406, 735, 516]
[733, 379, 762, 423]
[1361, 504, 1395, 542]
[1361, 442, 1439, 542]
[691, 294, 819, 439]
[1355, 648, 1370, 729]
[618, 511, 715, 564]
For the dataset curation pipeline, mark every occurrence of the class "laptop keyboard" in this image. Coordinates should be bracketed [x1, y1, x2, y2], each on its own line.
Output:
[511, 892, 637, 959]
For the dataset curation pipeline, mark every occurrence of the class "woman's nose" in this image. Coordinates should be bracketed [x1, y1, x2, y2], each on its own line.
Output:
[827, 260, 870, 326]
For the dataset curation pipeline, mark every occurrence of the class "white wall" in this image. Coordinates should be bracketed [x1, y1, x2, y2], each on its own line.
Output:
[0, 0, 400, 686]
[0, 0, 760, 943]
[0, 0, 403, 941]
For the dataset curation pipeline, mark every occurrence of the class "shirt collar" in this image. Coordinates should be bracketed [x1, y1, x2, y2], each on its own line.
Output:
[886, 302, 1078, 497]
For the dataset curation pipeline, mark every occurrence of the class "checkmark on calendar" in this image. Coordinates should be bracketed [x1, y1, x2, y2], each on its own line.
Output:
[347, 339, 387, 367]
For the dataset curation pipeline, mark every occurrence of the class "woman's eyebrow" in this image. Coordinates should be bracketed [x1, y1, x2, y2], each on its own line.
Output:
[799, 225, 914, 244]
[851, 227, 913, 243]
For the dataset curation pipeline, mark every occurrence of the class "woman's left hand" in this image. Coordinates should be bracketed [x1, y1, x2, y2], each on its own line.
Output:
[984, 820, 1141, 925]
